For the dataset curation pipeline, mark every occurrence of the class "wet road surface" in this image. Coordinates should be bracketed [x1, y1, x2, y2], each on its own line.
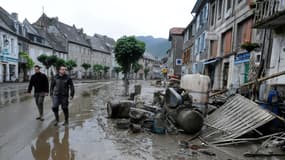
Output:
[1, 80, 284, 160]
[0, 81, 110, 160]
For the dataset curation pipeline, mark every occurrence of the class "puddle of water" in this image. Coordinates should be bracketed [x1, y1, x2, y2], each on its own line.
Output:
[0, 88, 30, 107]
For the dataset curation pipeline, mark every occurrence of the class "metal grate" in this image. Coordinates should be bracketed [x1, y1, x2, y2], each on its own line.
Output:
[201, 94, 276, 143]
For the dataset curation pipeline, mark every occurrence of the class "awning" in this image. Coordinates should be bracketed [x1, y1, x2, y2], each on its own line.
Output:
[234, 52, 250, 64]
[203, 58, 221, 65]
[234, 59, 250, 64]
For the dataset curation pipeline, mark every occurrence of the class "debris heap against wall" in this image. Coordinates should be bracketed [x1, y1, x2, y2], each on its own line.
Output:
[202, 94, 276, 143]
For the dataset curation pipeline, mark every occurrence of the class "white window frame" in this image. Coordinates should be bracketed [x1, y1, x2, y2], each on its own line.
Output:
[224, 0, 232, 19]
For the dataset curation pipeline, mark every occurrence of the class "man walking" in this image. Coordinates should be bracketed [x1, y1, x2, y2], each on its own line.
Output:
[27, 65, 49, 121]
[50, 65, 75, 126]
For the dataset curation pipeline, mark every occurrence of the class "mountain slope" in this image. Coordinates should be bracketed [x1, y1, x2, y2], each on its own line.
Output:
[136, 36, 170, 59]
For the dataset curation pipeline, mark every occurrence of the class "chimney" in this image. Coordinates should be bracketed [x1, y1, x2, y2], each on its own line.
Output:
[11, 12, 18, 21]
[52, 17, 58, 23]
[79, 28, 83, 34]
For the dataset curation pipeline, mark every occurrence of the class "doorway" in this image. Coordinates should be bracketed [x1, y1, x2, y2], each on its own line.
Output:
[223, 62, 229, 89]
[2, 64, 7, 82]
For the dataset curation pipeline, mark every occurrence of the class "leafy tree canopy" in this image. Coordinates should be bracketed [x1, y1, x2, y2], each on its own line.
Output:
[65, 60, 77, 71]
[20, 52, 34, 70]
[82, 63, 91, 70]
[114, 36, 145, 73]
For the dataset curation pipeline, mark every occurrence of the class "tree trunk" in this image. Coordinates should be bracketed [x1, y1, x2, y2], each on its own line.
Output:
[50, 67, 54, 80]
[124, 73, 129, 96]
[23, 65, 28, 82]
[135, 73, 137, 82]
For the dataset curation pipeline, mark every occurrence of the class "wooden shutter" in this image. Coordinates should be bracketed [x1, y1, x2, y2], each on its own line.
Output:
[210, 40, 218, 58]
[223, 30, 232, 55]
[242, 18, 253, 43]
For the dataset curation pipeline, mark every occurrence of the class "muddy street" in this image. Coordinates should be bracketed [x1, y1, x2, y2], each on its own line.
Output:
[0, 81, 202, 160]
[1, 80, 284, 160]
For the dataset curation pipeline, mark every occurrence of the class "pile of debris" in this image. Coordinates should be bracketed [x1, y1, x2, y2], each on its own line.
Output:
[107, 74, 210, 135]
[107, 73, 285, 158]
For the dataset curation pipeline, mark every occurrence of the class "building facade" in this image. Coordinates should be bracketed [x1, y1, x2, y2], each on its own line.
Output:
[0, 7, 19, 82]
[168, 27, 184, 77]
[205, 0, 255, 90]
[254, 0, 285, 85]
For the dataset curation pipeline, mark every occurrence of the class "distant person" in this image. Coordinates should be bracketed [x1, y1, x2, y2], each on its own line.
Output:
[27, 65, 49, 121]
[50, 66, 75, 126]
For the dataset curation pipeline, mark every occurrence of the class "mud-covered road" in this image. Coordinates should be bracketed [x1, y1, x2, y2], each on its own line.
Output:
[1, 80, 284, 160]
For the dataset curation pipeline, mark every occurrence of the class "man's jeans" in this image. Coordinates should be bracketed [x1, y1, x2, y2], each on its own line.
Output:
[52, 95, 69, 122]
[34, 92, 45, 117]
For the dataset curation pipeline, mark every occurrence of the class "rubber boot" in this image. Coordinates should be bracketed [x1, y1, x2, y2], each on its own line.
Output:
[62, 108, 69, 126]
[52, 107, 59, 126]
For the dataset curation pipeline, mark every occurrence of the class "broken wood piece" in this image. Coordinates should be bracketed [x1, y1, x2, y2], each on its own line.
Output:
[244, 152, 285, 157]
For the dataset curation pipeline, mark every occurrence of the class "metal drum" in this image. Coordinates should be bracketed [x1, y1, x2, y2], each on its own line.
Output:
[176, 108, 204, 134]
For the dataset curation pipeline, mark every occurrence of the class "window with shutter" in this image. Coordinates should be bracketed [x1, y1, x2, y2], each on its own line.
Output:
[222, 29, 232, 55]
[210, 40, 218, 58]
[237, 17, 253, 48]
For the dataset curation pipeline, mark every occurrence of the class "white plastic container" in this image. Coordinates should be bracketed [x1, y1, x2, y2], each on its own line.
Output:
[180, 74, 210, 105]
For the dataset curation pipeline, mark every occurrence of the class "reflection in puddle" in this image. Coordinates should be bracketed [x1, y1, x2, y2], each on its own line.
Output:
[0, 88, 29, 107]
[31, 127, 75, 160]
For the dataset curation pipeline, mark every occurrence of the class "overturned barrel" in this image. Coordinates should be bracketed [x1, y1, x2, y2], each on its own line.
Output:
[107, 100, 135, 118]
[176, 108, 204, 134]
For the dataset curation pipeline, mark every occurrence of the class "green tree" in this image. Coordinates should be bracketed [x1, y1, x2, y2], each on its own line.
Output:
[65, 60, 77, 74]
[132, 62, 142, 81]
[114, 36, 145, 95]
[113, 66, 121, 80]
[37, 54, 58, 78]
[37, 54, 49, 68]
[19, 52, 34, 81]
[93, 64, 103, 79]
[103, 66, 110, 79]
[54, 58, 66, 71]
[144, 68, 150, 80]
[81, 63, 91, 79]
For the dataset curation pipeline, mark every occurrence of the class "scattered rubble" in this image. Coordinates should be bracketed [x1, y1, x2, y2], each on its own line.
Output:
[106, 74, 285, 159]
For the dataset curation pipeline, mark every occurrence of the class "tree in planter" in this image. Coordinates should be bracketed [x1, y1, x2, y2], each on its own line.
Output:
[144, 68, 150, 80]
[81, 63, 91, 79]
[53, 58, 66, 76]
[37, 54, 58, 78]
[93, 64, 103, 79]
[113, 66, 122, 80]
[241, 42, 260, 52]
[103, 66, 110, 79]
[114, 36, 145, 96]
[132, 62, 142, 82]
[19, 52, 34, 81]
[65, 60, 77, 75]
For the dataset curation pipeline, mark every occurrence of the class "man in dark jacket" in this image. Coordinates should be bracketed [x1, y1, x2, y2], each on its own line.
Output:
[50, 65, 75, 126]
[27, 65, 49, 121]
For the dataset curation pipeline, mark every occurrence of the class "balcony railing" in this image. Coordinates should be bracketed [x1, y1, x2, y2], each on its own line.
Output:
[254, 0, 285, 27]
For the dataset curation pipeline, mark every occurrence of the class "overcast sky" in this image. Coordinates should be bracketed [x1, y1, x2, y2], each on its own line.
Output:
[0, 0, 195, 40]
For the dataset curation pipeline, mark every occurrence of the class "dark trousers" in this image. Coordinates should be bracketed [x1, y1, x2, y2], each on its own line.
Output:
[34, 93, 45, 117]
[52, 95, 69, 122]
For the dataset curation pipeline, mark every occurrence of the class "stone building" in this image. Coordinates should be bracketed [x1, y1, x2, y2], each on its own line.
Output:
[0, 7, 19, 82]
[168, 27, 184, 77]
[23, 19, 53, 76]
